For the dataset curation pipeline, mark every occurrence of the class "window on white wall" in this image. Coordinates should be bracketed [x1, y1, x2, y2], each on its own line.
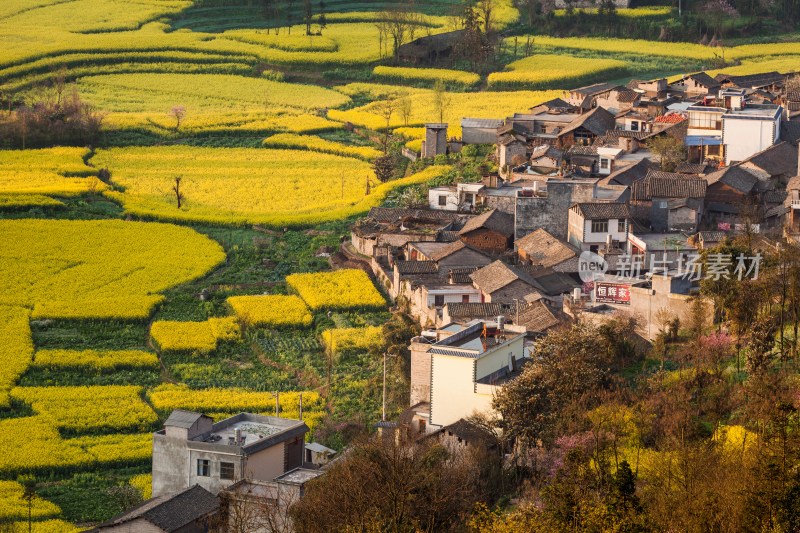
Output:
[438, 196, 447, 206]
[197, 459, 210, 477]
[591, 220, 608, 233]
[618, 220, 626, 232]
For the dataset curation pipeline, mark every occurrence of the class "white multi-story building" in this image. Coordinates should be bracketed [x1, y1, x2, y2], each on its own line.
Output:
[152, 411, 308, 497]
[409, 320, 528, 432]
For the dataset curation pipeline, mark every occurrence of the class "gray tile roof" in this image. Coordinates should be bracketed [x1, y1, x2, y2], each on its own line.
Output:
[164, 410, 208, 429]
[92, 485, 219, 532]
[631, 170, 707, 200]
[560, 107, 616, 137]
[449, 267, 479, 284]
[458, 209, 514, 238]
[396, 260, 439, 275]
[705, 166, 758, 194]
[470, 260, 543, 295]
[675, 162, 710, 175]
[715, 71, 785, 89]
[599, 158, 651, 187]
[461, 117, 504, 129]
[574, 202, 630, 219]
[436, 230, 460, 242]
[515, 228, 578, 268]
[571, 82, 619, 97]
[780, 120, 800, 143]
[740, 141, 798, 178]
[367, 207, 469, 224]
[445, 302, 511, 319]
[684, 72, 719, 88]
[513, 301, 563, 333]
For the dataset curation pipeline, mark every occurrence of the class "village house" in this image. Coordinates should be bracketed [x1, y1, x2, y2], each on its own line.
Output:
[152, 411, 308, 498]
[715, 71, 787, 92]
[470, 260, 544, 304]
[566, 83, 640, 114]
[515, 227, 580, 272]
[567, 202, 630, 252]
[721, 101, 782, 165]
[628, 232, 695, 270]
[421, 123, 449, 158]
[393, 263, 482, 327]
[349, 207, 471, 258]
[672, 72, 721, 97]
[89, 485, 220, 533]
[703, 165, 759, 220]
[408, 320, 528, 432]
[461, 117, 504, 144]
[457, 208, 515, 254]
[427, 182, 484, 212]
[630, 170, 707, 232]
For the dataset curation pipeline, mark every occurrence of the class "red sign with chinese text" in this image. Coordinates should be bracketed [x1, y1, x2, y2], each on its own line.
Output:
[595, 282, 631, 305]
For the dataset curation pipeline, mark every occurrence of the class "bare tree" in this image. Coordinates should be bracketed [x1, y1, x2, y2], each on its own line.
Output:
[476, 0, 495, 33]
[373, 96, 396, 152]
[397, 94, 413, 126]
[432, 79, 452, 123]
[172, 176, 185, 208]
[170, 105, 186, 131]
[381, 3, 419, 63]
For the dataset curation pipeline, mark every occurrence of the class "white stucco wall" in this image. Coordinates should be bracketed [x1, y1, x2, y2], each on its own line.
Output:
[723, 115, 779, 164]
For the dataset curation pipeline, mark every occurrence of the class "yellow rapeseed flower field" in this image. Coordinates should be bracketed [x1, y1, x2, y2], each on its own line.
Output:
[488, 54, 628, 90]
[0, 480, 62, 521]
[329, 88, 565, 138]
[11, 386, 158, 434]
[262, 133, 383, 161]
[0, 147, 102, 197]
[227, 295, 313, 327]
[149, 384, 326, 433]
[33, 349, 159, 371]
[129, 473, 152, 500]
[93, 147, 449, 226]
[321, 326, 385, 358]
[372, 66, 481, 88]
[0, 219, 225, 320]
[0, 306, 33, 409]
[287, 269, 386, 310]
[150, 316, 240, 353]
[78, 73, 350, 114]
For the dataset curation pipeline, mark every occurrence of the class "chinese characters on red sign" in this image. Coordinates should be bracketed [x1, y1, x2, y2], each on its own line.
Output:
[595, 282, 631, 305]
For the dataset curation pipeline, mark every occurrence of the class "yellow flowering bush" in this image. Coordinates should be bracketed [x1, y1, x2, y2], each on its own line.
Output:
[262, 133, 382, 161]
[0, 306, 33, 409]
[33, 349, 158, 371]
[129, 473, 152, 500]
[227, 295, 313, 327]
[488, 54, 628, 90]
[287, 269, 386, 310]
[10, 386, 158, 434]
[0, 480, 61, 521]
[151, 316, 240, 352]
[0, 219, 225, 320]
[372, 66, 480, 88]
[321, 326, 385, 357]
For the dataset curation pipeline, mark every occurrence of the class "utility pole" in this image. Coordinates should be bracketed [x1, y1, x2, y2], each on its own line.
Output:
[382, 352, 387, 422]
